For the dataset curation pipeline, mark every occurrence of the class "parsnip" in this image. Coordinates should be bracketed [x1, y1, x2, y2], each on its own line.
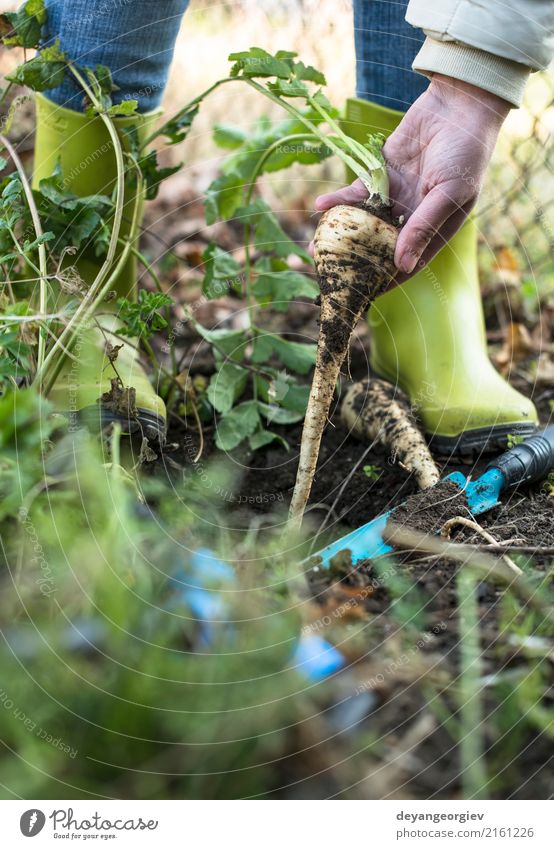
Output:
[289, 203, 398, 526]
[341, 377, 440, 491]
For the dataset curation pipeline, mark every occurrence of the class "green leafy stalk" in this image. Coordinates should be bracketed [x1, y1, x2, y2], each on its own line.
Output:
[227, 49, 390, 203]
[34, 63, 128, 392]
[0, 133, 49, 374]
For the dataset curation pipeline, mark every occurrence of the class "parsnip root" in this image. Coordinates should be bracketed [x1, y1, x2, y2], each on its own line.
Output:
[289, 203, 398, 526]
[341, 377, 440, 491]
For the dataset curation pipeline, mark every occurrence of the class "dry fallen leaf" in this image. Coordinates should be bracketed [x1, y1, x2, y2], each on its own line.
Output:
[495, 322, 534, 371]
[535, 352, 554, 385]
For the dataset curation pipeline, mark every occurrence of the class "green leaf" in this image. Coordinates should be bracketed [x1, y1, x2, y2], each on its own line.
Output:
[205, 172, 245, 225]
[257, 401, 303, 425]
[229, 47, 292, 80]
[195, 326, 248, 362]
[255, 371, 311, 415]
[215, 400, 260, 451]
[0, 0, 45, 48]
[202, 242, 242, 299]
[213, 124, 248, 150]
[207, 363, 248, 414]
[251, 333, 316, 374]
[235, 198, 311, 263]
[137, 150, 180, 201]
[95, 64, 116, 97]
[117, 290, 172, 340]
[107, 99, 138, 117]
[7, 55, 66, 92]
[252, 269, 318, 311]
[157, 103, 199, 145]
[249, 428, 281, 451]
[293, 61, 326, 85]
[267, 79, 309, 98]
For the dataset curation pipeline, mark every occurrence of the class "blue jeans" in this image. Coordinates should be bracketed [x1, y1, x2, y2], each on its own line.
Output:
[43, 0, 425, 114]
[354, 0, 427, 110]
[43, 0, 190, 112]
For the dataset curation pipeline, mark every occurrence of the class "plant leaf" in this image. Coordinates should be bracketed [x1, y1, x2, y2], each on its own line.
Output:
[251, 333, 316, 374]
[249, 427, 283, 450]
[137, 150, 180, 200]
[7, 55, 66, 92]
[229, 47, 292, 80]
[213, 124, 248, 150]
[195, 326, 248, 362]
[106, 99, 138, 117]
[202, 243, 242, 298]
[157, 103, 199, 145]
[205, 171, 245, 224]
[267, 79, 309, 98]
[207, 363, 248, 414]
[215, 400, 260, 450]
[257, 401, 303, 425]
[252, 269, 318, 310]
[0, 0, 45, 48]
[235, 198, 311, 263]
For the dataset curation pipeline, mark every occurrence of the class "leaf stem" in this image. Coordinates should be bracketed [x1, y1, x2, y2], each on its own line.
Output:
[0, 133, 49, 380]
[35, 62, 131, 394]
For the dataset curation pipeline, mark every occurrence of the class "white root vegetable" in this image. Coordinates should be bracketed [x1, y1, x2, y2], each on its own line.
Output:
[289, 203, 398, 526]
[341, 377, 440, 491]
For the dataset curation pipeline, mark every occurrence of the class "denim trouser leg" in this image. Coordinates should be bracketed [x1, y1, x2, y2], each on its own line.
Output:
[353, 0, 427, 111]
[43, 0, 190, 112]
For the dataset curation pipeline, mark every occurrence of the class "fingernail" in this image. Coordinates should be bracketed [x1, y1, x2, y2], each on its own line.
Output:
[399, 252, 418, 274]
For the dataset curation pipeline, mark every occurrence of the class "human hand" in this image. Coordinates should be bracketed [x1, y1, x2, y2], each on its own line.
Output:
[315, 75, 511, 279]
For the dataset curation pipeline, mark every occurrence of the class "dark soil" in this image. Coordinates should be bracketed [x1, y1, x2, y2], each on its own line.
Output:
[155, 403, 553, 800]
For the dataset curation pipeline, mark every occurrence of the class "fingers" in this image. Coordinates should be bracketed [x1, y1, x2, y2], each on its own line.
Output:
[384, 201, 474, 291]
[394, 182, 471, 273]
[314, 178, 368, 211]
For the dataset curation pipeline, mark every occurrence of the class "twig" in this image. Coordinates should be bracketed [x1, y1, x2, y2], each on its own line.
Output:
[383, 523, 554, 622]
[441, 516, 522, 577]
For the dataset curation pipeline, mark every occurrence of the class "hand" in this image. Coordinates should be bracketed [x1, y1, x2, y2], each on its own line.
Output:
[315, 75, 511, 279]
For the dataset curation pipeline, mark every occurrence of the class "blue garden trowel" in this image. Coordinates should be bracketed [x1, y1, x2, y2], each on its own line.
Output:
[310, 425, 554, 568]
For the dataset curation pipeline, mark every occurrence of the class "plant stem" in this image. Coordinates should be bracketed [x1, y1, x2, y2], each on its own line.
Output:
[241, 131, 322, 396]
[140, 77, 235, 151]
[0, 133, 49, 380]
[307, 94, 389, 200]
[457, 566, 488, 799]
[243, 79, 376, 191]
[34, 62, 128, 393]
[122, 241, 178, 377]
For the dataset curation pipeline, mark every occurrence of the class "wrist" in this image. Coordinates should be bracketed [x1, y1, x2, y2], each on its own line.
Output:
[429, 74, 511, 125]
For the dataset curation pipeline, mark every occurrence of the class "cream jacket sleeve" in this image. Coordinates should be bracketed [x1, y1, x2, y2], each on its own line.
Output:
[406, 0, 554, 106]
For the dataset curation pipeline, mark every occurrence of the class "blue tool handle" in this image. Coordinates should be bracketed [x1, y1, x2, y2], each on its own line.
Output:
[488, 425, 554, 488]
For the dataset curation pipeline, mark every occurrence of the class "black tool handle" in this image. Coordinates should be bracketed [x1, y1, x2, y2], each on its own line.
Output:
[488, 425, 554, 488]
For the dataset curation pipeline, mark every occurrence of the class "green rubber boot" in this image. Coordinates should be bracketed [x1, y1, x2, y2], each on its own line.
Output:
[341, 97, 537, 456]
[33, 94, 166, 443]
